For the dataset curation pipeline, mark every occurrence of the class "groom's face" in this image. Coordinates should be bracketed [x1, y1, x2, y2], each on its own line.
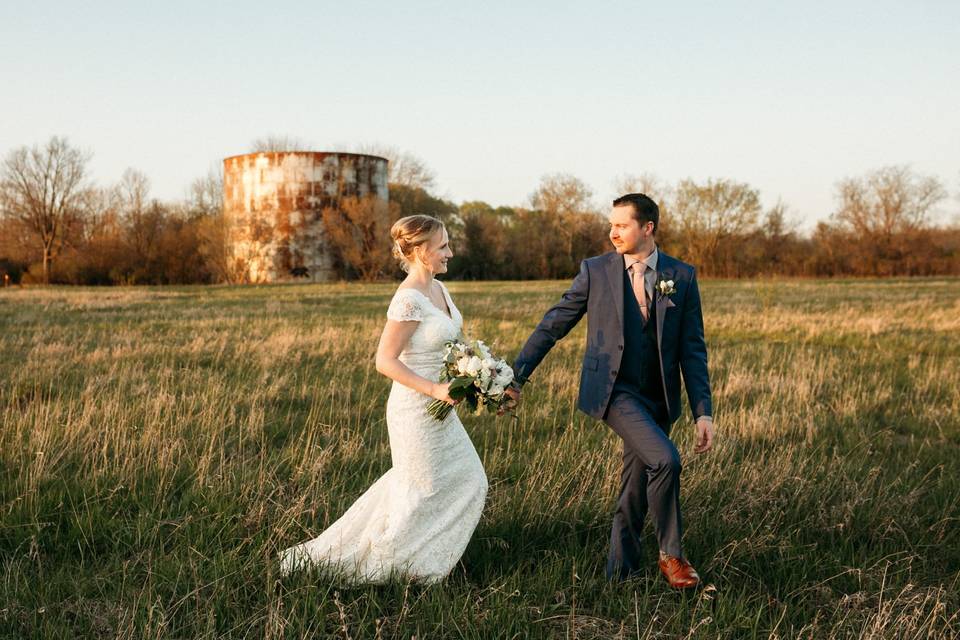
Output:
[608, 204, 651, 255]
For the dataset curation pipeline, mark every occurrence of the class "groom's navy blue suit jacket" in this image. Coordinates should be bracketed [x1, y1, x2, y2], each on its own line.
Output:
[513, 249, 712, 425]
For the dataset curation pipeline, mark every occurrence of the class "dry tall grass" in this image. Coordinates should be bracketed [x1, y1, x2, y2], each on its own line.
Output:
[1, 278, 958, 638]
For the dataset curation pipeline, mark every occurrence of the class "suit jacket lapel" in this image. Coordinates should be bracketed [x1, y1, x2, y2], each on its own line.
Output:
[605, 252, 624, 332]
[655, 253, 677, 348]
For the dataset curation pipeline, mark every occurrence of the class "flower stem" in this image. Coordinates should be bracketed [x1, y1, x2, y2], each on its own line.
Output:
[427, 399, 453, 421]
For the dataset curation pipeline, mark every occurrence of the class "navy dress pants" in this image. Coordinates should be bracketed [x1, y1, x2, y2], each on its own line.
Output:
[602, 391, 683, 580]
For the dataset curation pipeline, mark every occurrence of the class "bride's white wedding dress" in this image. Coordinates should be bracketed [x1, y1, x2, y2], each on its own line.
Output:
[278, 280, 488, 583]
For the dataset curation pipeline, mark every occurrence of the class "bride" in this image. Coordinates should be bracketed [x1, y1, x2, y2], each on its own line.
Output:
[278, 214, 488, 583]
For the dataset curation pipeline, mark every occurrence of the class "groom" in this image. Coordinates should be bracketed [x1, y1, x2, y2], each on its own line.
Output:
[507, 193, 714, 588]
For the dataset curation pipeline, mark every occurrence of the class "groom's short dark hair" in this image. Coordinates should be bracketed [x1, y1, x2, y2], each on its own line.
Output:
[612, 193, 659, 234]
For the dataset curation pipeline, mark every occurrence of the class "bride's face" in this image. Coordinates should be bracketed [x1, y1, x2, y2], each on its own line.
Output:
[415, 227, 453, 274]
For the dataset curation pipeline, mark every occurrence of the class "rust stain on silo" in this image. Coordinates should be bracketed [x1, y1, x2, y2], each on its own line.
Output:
[223, 151, 389, 283]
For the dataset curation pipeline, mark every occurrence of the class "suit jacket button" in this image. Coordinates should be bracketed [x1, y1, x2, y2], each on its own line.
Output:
[611, 369, 618, 376]
[618, 344, 623, 350]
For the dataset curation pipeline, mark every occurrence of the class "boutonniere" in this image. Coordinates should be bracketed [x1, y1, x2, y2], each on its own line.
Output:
[656, 278, 676, 298]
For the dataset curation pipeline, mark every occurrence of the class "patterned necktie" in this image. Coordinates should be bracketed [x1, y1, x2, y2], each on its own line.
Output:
[630, 263, 649, 322]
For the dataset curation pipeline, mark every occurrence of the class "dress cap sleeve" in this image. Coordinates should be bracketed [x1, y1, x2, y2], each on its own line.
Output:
[386, 288, 423, 322]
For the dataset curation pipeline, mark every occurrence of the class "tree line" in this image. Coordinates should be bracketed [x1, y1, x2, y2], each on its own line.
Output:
[1, 136, 957, 285]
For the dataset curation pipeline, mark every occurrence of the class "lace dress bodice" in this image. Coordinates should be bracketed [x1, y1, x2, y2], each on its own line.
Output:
[386, 282, 463, 379]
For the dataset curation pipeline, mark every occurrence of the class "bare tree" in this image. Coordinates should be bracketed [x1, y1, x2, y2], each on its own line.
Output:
[0, 136, 92, 283]
[831, 165, 948, 275]
[80, 185, 123, 244]
[321, 196, 399, 281]
[0, 217, 35, 263]
[762, 199, 801, 238]
[352, 144, 436, 191]
[184, 163, 230, 282]
[530, 172, 595, 217]
[111, 168, 156, 261]
[671, 178, 761, 272]
[835, 165, 946, 238]
[250, 135, 310, 153]
[612, 172, 670, 204]
[186, 163, 223, 218]
[529, 173, 600, 271]
[119, 167, 149, 229]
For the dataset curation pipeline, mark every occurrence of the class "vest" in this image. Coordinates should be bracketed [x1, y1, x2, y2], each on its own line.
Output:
[613, 268, 668, 423]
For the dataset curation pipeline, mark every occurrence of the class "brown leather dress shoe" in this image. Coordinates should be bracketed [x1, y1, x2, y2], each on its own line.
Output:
[658, 554, 700, 589]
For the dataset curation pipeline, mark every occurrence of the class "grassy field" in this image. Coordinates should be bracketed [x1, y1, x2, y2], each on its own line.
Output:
[1, 278, 959, 639]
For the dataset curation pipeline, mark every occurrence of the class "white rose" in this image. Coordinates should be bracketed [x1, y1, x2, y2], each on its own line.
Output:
[465, 356, 482, 377]
[494, 364, 514, 386]
[476, 340, 491, 357]
[456, 356, 472, 375]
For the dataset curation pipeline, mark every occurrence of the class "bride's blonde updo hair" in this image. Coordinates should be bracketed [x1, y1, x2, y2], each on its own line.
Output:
[390, 214, 445, 273]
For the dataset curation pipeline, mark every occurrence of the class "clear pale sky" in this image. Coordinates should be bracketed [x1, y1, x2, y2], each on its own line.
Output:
[2, 1, 958, 230]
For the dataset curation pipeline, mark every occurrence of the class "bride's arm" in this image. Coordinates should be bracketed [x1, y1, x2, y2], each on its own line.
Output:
[375, 320, 455, 404]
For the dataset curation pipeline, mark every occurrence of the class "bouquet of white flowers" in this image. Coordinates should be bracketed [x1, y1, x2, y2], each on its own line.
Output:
[427, 339, 515, 421]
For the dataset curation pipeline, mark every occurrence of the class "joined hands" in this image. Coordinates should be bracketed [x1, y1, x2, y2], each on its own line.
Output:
[498, 382, 522, 416]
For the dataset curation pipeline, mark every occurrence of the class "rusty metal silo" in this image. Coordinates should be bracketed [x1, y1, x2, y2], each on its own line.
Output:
[222, 151, 388, 282]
